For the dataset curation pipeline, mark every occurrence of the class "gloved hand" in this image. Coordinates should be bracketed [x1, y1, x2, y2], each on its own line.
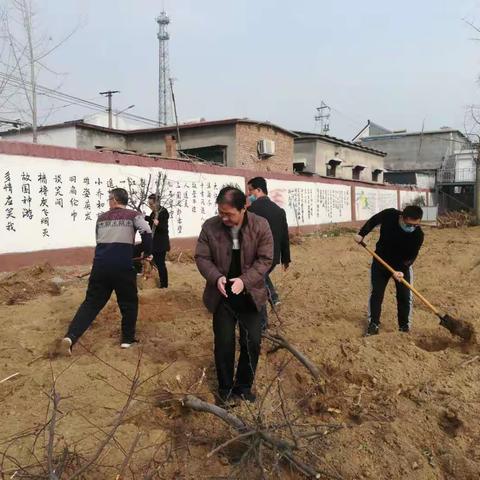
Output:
[354, 234, 364, 244]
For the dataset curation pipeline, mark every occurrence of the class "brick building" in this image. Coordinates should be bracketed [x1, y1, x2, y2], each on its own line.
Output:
[0, 118, 295, 174]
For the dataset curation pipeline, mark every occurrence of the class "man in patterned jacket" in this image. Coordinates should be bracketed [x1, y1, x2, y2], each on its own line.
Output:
[58, 188, 152, 355]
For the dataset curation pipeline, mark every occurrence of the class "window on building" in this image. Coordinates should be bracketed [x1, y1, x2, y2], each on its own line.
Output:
[372, 169, 383, 182]
[327, 159, 341, 177]
[293, 162, 306, 173]
[352, 165, 366, 180]
[179, 145, 227, 165]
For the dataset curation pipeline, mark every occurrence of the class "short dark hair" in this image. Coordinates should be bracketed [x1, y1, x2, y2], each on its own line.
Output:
[216, 186, 246, 210]
[110, 188, 128, 206]
[402, 205, 423, 220]
[148, 193, 158, 201]
[247, 176, 268, 195]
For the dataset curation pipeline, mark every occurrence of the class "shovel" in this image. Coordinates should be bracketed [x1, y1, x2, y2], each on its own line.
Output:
[359, 240, 475, 341]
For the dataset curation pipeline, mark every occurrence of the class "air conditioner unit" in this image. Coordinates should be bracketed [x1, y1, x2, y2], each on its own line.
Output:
[257, 139, 275, 156]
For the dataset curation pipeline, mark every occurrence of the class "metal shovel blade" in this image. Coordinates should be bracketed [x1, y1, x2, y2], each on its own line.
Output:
[439, 314, 475, 342]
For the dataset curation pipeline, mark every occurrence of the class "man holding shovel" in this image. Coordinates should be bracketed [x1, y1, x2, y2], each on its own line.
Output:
[354, 206, 424, 336]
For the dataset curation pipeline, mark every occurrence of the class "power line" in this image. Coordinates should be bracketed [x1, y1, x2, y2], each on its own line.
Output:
[0, 72, 160, 127]
[329, 105, 365, 129]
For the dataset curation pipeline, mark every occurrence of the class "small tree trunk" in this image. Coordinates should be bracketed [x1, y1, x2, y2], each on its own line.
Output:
[475, 145, 480, 224]
[23, 0, 37, 143]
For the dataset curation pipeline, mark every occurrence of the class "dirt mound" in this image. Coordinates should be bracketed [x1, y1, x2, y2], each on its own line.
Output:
[0, 262, 66, 304]
[1, 228, 480, 478]
[167, 248, 195, 263]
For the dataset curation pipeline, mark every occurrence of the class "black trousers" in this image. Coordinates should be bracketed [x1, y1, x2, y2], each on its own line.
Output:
[368, 260, 413, 330]
[213, 301, 262, 395]
[133, 244, 143, 274]
[153, 251, 168, 288]
[260, 265, 278, 330]
[66, 266, 138, 344]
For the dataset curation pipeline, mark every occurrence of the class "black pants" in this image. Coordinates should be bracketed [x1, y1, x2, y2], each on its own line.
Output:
[213, 301, 262, 395]
[368, 260, 413, 330]
[260, 265, 278, 330]
[133, 244, 143, 274]
[153, 251, 168, 288]
[66, 266, 138, 344]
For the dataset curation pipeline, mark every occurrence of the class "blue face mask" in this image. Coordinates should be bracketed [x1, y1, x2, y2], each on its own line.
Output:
[399, 218, 416, 233]
[248, 194, 257, 203]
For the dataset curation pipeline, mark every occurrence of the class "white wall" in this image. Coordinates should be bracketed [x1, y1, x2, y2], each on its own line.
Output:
[0, 150, 430, 256]
[83, 112, 152, 131]
[399, 190, 428, 209]
[355, 187, 398, 221]
[0, 154, 243, 254]
[265, 179, 352, 225]
[416, 173, 436, 189]
[1, 126, 77, 148]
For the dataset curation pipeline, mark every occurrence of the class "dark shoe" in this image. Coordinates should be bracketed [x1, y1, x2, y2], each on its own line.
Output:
[238, 391, 256, 403]
[364, 323, 379, 337]
[233, 387, 256, 403]
[399, 326, 410, 333]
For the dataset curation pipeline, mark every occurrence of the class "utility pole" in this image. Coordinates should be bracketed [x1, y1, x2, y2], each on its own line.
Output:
[99, 90, 120, 128]
[169, 78, 181, 150]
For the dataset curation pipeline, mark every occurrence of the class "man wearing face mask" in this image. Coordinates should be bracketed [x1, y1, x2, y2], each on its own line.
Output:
[354, 205, 424, 336]
[247, 177, 291, 329]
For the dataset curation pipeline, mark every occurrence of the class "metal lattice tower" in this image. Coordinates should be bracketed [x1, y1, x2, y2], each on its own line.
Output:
[157, 11, 172, 126]
[315, 101, 331, 134]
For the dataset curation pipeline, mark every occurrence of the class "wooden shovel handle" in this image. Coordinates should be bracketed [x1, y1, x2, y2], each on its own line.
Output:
[359, 241, 440, 316]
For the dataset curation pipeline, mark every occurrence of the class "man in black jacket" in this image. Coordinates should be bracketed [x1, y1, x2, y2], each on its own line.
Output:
[146, 194, 170, 288]
[247, 177, 291, 328]
[354, 206, 424, 336]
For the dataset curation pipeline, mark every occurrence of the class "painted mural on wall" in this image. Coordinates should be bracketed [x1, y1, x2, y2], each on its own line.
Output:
[355, 187, 398, 221]
[0, 155, 243, 254]
[266, 179, 352, 226]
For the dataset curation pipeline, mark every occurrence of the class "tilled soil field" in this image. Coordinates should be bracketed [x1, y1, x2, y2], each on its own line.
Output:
[0, 227, 479, 479]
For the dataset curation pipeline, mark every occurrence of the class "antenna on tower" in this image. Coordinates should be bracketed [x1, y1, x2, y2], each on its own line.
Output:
[315, 101, 331, 134]
[157, 10, 172, 126]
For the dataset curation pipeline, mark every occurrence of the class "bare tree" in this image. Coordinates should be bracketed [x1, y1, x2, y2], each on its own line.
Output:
[126, 171, 182, 220]
[0, 0, 79, 141]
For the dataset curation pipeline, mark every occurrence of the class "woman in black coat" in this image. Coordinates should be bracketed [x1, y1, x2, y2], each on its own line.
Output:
[147, 194, 171, 288]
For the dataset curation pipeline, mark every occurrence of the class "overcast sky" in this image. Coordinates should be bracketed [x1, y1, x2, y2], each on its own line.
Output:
[18, 0, 480, 139]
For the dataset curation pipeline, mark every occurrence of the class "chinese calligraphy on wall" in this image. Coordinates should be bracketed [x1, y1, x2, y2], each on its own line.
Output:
[266, 179, 352, 225]
[0, 155, 242, 254]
